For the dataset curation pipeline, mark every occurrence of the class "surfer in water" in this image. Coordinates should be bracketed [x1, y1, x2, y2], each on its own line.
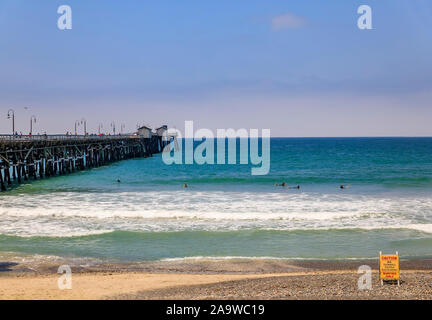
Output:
[287, 185, 300, 189]
[275, 183, 300, 189]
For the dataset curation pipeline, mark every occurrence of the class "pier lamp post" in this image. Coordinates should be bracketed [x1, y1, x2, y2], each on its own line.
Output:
[7, 109, 15, 135]
[74, 120, 82, 136]
[98, 123, 103, 135]
[81, 118, 87, 136]
[111, 122, 116, 135]
[30, 115, 37, 136]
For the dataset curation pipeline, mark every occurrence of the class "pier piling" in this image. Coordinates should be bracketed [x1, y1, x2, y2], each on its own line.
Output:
[0, 135, 162, 191]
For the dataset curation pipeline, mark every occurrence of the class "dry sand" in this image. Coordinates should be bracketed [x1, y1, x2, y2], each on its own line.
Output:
[1, 272, 292, 300]
[1, 258, 432, 300]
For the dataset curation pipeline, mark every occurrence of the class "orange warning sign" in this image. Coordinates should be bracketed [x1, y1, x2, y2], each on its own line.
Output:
[379, 252, 399, 280]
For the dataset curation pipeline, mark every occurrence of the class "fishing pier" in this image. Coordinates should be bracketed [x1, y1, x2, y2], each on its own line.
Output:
[0, 133, 169, 191]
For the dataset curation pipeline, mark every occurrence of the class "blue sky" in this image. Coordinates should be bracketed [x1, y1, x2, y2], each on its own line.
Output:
[0, 0, 431, 136]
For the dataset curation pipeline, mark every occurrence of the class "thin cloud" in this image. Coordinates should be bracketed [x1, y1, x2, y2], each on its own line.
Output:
[271, 13, 307, 30]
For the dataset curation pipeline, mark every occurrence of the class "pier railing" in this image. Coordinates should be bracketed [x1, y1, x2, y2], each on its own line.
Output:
[0, 134, 138, 142]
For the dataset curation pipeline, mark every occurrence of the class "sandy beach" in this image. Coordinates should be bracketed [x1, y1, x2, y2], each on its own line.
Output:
[1, 258, 432, 300]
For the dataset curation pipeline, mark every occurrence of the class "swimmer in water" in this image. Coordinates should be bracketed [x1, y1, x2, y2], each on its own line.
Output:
[183, 183, 188, 188]
[275, 182, 287, 187]
[117, 179, 121, 183]
[287, 185, 300, 189]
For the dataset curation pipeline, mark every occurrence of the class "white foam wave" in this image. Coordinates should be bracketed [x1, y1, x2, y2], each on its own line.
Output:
[159, 256, 375, 262]
[1, 223, 431, 238]
[359, 224, 432, 234]
[0, 191, 431, 237]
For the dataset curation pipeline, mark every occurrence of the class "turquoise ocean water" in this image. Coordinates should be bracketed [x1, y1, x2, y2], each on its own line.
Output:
[1, 137, 432, 262]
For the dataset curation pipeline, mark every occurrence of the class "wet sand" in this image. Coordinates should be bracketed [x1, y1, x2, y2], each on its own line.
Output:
[1, 257, 432, 300]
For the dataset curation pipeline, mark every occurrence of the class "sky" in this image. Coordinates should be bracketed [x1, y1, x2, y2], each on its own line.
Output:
[0, 0, 431, 136]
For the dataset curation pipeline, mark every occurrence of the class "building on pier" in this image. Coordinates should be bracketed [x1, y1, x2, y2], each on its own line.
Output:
[137, 126, 152, 138]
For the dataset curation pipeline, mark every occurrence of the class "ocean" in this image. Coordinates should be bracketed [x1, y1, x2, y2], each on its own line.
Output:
[1, 137, 431, 263]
